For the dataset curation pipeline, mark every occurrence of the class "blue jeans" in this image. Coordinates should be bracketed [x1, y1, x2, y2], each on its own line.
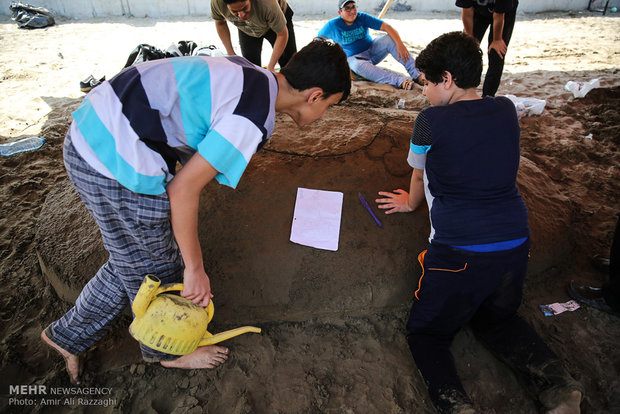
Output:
[347, 34, 420, 87]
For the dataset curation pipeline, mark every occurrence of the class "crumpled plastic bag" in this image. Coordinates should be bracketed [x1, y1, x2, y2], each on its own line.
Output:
[123, 41, 202, 69]
[504, 95, 547, 119]
[9, 1, 55, 29]
[564, 79, 600, 98]
[165, 40, 198, 57]
[192, 45, 226, 57]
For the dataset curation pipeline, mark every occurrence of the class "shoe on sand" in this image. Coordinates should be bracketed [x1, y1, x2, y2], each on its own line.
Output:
[79, 74, 105, 93]
[590, 254, 610, 273]
[567, 280, 620, 317]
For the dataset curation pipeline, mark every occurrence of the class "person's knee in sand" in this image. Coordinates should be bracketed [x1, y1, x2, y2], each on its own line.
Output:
[41, 38, 351, 383]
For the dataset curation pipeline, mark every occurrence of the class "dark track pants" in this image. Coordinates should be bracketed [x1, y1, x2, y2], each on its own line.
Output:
[406, 240, 582, 413]
[472, 7, 517, 97]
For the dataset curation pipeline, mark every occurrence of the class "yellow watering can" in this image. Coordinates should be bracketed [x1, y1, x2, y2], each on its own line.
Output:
[129, 274, 261, 355]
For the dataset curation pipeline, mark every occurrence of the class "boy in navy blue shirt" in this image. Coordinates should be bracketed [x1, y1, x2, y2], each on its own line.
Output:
[376, 31, 582, 414]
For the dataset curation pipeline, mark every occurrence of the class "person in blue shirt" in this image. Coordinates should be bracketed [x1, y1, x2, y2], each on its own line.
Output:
[376, 31, 583, 413]
[318, 0, 421, 90]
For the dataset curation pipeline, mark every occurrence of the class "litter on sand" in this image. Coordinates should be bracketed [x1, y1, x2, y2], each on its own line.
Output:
[504, 94, 547, 119]
[564, 79, 600, 98]
[539, 300, 581, 317]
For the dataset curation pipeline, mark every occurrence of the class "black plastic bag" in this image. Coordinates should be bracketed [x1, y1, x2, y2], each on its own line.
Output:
[9, 2, 55, 29]
[168, 40, 198, 57]
[122, 41, 198, 69]
[122, 44, 167, 69]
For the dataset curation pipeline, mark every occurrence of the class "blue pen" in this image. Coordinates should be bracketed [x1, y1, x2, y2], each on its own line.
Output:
[358, 192, 382, 228]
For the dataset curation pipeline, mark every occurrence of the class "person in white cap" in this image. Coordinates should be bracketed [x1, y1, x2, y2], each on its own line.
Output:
[318, 0, 422, 90]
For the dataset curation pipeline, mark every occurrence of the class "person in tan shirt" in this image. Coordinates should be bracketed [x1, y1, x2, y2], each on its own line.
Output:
[211, 0, 297, 71]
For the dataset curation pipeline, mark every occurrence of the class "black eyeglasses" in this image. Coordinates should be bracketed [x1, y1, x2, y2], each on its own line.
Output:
[341, 4, 356, 12]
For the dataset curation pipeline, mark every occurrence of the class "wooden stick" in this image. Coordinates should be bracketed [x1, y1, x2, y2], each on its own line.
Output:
[378, 0, 395, 19]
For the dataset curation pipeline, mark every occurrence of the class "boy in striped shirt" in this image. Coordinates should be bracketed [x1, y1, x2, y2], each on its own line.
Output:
[42, 38, 350, 384]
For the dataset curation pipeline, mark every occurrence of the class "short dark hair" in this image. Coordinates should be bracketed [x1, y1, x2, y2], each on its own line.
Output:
[280, 38, 351, 102]
[416, 31, 482, 89]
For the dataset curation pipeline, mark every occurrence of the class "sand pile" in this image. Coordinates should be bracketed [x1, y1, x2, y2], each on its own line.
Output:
[1, 10, 619, 413]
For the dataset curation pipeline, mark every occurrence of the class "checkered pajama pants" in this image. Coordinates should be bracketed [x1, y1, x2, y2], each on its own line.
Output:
[46, 134, 184, 361]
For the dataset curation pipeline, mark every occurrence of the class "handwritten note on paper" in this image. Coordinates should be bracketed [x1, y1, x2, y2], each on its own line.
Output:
[290, 188, 343, 251]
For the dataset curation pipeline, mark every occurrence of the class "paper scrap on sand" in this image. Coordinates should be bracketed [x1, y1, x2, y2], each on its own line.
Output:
[290, 188, 343, 251]
[539, 300, 581, 317]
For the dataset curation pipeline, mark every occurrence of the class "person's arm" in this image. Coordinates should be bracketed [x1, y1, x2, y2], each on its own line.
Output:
[375, 168, 425, 214]
[489, 12, 507, 59]
[166, 152, 218, 307]
[215, 19, 237, 56]
[380, 22, 410, 63]
[267, 26, 288, 72]
[461, 7, 474, 37]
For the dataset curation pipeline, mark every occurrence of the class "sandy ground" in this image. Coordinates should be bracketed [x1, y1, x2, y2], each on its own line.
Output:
[1, 9, 619, 414]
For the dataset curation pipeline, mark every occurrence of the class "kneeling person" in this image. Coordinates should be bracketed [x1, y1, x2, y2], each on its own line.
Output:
[376, 32, 583, 413]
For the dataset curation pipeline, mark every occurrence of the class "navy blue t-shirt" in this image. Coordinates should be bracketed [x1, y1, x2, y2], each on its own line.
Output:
[407, 96, 529, 248]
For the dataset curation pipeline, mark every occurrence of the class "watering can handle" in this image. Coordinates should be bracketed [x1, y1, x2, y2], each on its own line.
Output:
[157, 283, 185, 294]
[133, 275, 215, 319]
[157, 283, 215, 322]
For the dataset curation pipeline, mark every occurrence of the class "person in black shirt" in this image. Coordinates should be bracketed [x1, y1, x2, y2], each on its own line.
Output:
[456, 0, 518, 96]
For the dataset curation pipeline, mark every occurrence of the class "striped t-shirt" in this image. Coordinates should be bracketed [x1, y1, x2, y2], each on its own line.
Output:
[70, 55, 278, 195]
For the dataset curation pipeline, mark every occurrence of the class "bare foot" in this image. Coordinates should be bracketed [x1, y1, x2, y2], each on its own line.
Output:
[546, 390, 582, 414]
[41, 329, 83, 385]
[160, 345, 229, 369]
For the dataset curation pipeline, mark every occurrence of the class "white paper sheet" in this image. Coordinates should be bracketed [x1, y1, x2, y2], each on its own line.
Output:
[290, 188, 343, 251]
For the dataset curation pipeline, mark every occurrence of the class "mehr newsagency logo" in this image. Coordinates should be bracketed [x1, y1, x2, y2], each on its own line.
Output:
[7, 384, 116, 408]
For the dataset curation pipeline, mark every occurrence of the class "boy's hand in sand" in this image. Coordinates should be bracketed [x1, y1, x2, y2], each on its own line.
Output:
[376, 189, 414, 214]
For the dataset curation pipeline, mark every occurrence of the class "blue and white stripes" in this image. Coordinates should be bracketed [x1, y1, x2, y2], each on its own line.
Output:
[70, 55, 278, 195]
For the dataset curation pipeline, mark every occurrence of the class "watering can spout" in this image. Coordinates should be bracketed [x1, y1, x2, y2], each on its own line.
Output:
[199, 326, 262, 346]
